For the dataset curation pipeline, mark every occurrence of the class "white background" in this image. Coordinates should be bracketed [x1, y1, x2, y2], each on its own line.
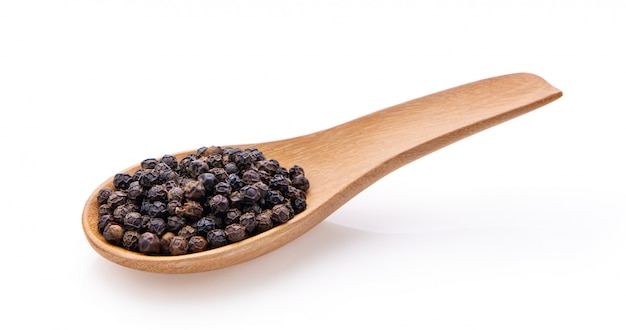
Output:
[1, 1, 625, 329]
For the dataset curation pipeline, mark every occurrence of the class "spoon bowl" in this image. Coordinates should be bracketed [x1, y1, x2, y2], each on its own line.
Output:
[82, 73, 562, 273]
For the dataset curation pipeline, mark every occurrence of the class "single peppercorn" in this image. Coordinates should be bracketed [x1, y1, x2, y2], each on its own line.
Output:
[122, 230, 141, 251]
[107, 191, 128, 209]
[224, 208, 242, 226]
[241, 185, 262, 205]
[127, 181, 144, 201]
[271, 204, 293, 225]
[146, 217, 168, 236]
[214, 181, 232, 196]
[239, 212, 257, 234]
[147, 201, 168, 218]
[169, 236, 189, 256]
[166, 215, 186, 233]
[139, 232, 161, 255]
[114, 173, 133, 190]
[188, 159, 209, 178]
[265, 190, 285, 207]
[270, 174, 290, 193]
[159, 232, 175, 255]
[224, 223, 246, 242]
[138, 169, 160, 188]
[178, 225, 197, 240]
[183, 180, 205, 201]
[290, 174, 310, 192]
[147, 184, 168, 202]
[167, 186, 185, 202]
[141, 158, 158, 170]
[97, 188, 113, 205]
[98, 204, 111, 216]
[224, 162, 239, 174]
[103, 223, 124, 245]
[188, 236, 208, 253]
[194, 216, 219, 236]
[176, 201, 203, 220]
[209, 194, 229, 214]
[255, 210, 273, 233]
[206, 229, 228, 249]
[123, 211, 143, 231]
[160, 154, 178, 170]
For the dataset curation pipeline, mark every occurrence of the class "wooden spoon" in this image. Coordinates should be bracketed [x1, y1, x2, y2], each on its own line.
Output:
[82, 73, 562, 273]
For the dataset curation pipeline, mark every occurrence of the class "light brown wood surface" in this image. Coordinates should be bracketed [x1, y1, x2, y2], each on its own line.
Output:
[82, 72, 562, 273]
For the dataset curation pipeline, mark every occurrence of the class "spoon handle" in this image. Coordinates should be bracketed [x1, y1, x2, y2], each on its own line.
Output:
[278, 72, 562, 199]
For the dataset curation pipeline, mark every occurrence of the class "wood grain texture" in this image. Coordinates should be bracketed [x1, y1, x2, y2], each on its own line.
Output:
[82, 72, 562, 273]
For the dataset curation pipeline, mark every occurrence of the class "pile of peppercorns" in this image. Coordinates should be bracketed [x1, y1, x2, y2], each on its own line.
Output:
[96, 146, 309, 256]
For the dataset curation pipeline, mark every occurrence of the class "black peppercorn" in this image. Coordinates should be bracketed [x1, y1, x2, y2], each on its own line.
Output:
[206, 153, 223, 168]
[98, 214, 114, 233]
[114, 173, 133, 190]
[224, 162, 239, 174]
[97, 145, 309, 256]
[206, 229, 228, 249]
[240, 185, 262, 205]
[98, 204, 111, 216]
[197, 172, 218, 193]
[139, 232, 161, 255]
[224, 208, 241, 226]
[176, 201, 203, 220]
[178, 225, 197, 240]
[224, 223, 246, 242]
[242, 169, 261, 184]
[255, 210, 273, 233]
[188, 159, 209, 178]
[166, 200, 182, 216]
[270, 174, 290, 193]
[141, 158, 158, 170]
[265, 190, 285, 207]
[147, 201, 167, 218]
[127, 181, 144, 201]
[103, 223, 124, 245]
[160, 154, 178, 170]
[239, 212, 257, 234]
[291, 197, 307, 214]
[122, 230, 140, 251]
[97, 188, 113, 205]
[123, 211, 143, 231]
[271, 204, 293, 225]
[139, 169, 160, 188]
[166, 215, 186, 233]
[183, 180, 205, 201]
[159, 232, 175, 255]
[146, 217, 168, 236]
[290, 174, 310, 192]
[147, 184, 168, 202]
[214, 181, 232, 196]
[194, 216, 219, 236]
[229, 191, 243, 209]
[209, 167, 228, 182]
[169, 236, 189, 256]
[257, 159, 279, 173]
[167, 186, 184, 202]
[188, 236, 208, 253]
[228, 173, 244, 190]
[113, 203, 135, 221]
[209, 194, 229, 214]
[107, 191, 128, 209]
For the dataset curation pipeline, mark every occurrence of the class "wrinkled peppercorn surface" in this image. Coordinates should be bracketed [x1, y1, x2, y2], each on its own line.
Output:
[97, 146, 309, 256]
